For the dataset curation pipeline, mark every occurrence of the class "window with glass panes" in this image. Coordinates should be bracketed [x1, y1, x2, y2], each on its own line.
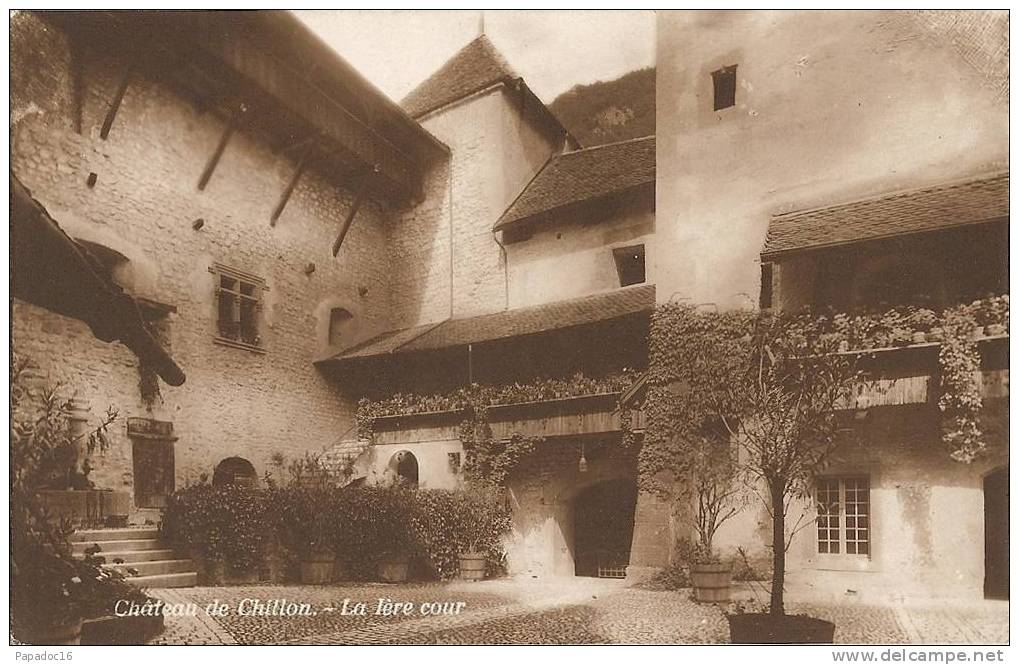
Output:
[210, 264, 265, 348]
[816, 477, 870, 555]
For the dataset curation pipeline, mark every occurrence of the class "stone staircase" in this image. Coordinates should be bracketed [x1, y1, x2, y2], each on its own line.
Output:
[71, 527, 196, 588]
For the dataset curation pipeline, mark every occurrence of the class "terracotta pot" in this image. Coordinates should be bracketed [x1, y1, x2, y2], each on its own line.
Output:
[928, 328, 944, 342]
[986, 323, 1007, 337]
[969, 326, 987, 341]
[300, 552, 336, 585]
[690, 562, 732, 603]
[459, 552, 486, 581]
[18, 617, 83, 645]
[911, 332, 927, 344]
[378, 555, 410, 583]
[728, 613, 835, 644]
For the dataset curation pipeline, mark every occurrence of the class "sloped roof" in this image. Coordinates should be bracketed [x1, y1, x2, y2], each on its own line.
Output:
[762, 171, 1009, 258]
[11, 174, 185, 386]
[495, 136, 656, 231]
[321, 283, 655, 365]
[401, 35, 518, 118]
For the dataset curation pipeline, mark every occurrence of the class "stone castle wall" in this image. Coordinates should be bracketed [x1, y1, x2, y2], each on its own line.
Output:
[10, 13, 426, 508]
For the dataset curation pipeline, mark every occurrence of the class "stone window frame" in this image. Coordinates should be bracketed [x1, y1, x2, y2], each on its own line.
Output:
[210, 263, 268, 354]
[815, 475, 872, 558]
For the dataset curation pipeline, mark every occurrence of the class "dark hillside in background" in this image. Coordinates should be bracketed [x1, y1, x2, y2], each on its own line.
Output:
[549, 67, 655, 146]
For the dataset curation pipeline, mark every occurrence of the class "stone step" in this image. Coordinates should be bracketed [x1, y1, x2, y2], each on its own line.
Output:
[73, 538, 164, 555]
[90, 549, 179, 564]
[71, 528, 160, 542]
[124, 571, 197, 589]
[105, 559, 194, 577]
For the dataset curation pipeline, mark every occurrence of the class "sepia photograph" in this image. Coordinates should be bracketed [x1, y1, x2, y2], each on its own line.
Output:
[8, 8, 1010, 650]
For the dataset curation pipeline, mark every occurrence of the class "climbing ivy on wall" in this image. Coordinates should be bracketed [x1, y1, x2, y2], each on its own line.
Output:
[639, 296, 1008, 484]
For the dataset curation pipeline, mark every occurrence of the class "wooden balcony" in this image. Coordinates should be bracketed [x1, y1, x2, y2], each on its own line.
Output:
[371, 392, 637, 445]
[841, 335, 1008, 410]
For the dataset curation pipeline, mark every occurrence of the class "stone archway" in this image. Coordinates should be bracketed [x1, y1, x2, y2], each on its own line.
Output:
[213, 457, 257, 488]
[984, 466, 1008, 599]
[388, 450, 419, 487]
[571, 477, 638, 577]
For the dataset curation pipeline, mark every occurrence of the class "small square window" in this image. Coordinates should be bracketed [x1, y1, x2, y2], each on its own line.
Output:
[712, 65, 737, 111]
[613, 244, 646, 287]
[211, 264, 266, 351]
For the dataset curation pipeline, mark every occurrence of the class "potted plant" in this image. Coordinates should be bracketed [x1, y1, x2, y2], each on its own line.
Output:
[680, 312, 858, 643]
[277, 486, 339, 584]
[909, 308, 938, 344]
[10, 356, 162, 645]
[453, 484, 512, 581]
[687, 429, 743, 603]
[723, 315, 858, 643]
[373, 485, 416, 583]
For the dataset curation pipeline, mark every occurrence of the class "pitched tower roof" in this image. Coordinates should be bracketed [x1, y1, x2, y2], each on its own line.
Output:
[401, 35, 518, 118]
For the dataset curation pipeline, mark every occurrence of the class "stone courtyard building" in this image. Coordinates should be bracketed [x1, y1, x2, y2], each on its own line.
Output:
[656, 10, 1008, 601]
[11, 9, 1009, 600]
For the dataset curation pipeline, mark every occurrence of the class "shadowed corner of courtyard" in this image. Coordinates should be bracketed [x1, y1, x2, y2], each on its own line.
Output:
[147, 578, 1009, 645]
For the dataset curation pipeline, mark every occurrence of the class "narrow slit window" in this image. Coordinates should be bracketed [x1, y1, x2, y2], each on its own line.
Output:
[712, 65, 737, 111]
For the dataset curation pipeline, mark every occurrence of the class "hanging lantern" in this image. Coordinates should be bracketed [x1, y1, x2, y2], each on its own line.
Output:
[578, 444, 588, 473]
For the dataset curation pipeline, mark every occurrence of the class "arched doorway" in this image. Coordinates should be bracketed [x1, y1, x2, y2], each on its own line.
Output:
[573, 478, 637, 578]
[213, 457, 257, 488]
[388, 451, 419, 487]
[984, 467, 1009, 599]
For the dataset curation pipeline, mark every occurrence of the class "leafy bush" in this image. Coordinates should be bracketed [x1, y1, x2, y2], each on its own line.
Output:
[161, 482, 269, 572]
[10, 354, 151, 639]
[161, 481, 513, 582]
[410, 484, 512, 579]
[273, 485, 340, 559]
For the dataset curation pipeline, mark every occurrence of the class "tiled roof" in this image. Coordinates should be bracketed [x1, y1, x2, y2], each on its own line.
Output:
[322, 284, 655, 364]
[762, 172, 1009, 257]
[401, 36, 518, 118]
[495, 136, 656, 230]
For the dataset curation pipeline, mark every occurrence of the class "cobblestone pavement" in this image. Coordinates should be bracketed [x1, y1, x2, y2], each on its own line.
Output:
[146, 580, 1008, 645]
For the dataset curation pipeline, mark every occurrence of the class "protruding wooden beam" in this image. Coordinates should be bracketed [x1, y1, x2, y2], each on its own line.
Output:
[100, 64, 133, 140]
[197, 107, 245, 191]
[331, 166, 379, 257]
[270, 149, 310, 226]
[274, 131, 318, 157]
[69, 36, 85, 135]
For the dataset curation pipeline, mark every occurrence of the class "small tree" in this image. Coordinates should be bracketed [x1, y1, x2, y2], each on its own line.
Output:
[690, 430, 743, 560]
[642, 305, 859, 616]
[716, 313, 859, 615]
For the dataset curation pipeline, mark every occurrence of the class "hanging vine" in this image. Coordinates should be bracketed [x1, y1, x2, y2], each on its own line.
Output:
[357, 370, 641, 485]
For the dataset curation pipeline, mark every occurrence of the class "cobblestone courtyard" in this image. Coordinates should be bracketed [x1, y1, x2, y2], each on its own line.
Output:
[148, 579, 1008, 645]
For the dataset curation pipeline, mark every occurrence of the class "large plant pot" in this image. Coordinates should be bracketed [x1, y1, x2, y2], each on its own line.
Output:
[728, 613, 836, 644]
[300, 553, 336, 585]
[17, 618, 84, 645]
[459, 552, 486, 581]
[378, 555, 410, 583]
[101, 491, 132, 528]
[690, 562, 732, 602]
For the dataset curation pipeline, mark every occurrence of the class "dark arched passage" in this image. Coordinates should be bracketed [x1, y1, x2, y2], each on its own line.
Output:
[213, 457, 257, 487]
[573, 478, 637, 578]
[984, 467, 1009, 599]
[388, 450, 419, 487]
